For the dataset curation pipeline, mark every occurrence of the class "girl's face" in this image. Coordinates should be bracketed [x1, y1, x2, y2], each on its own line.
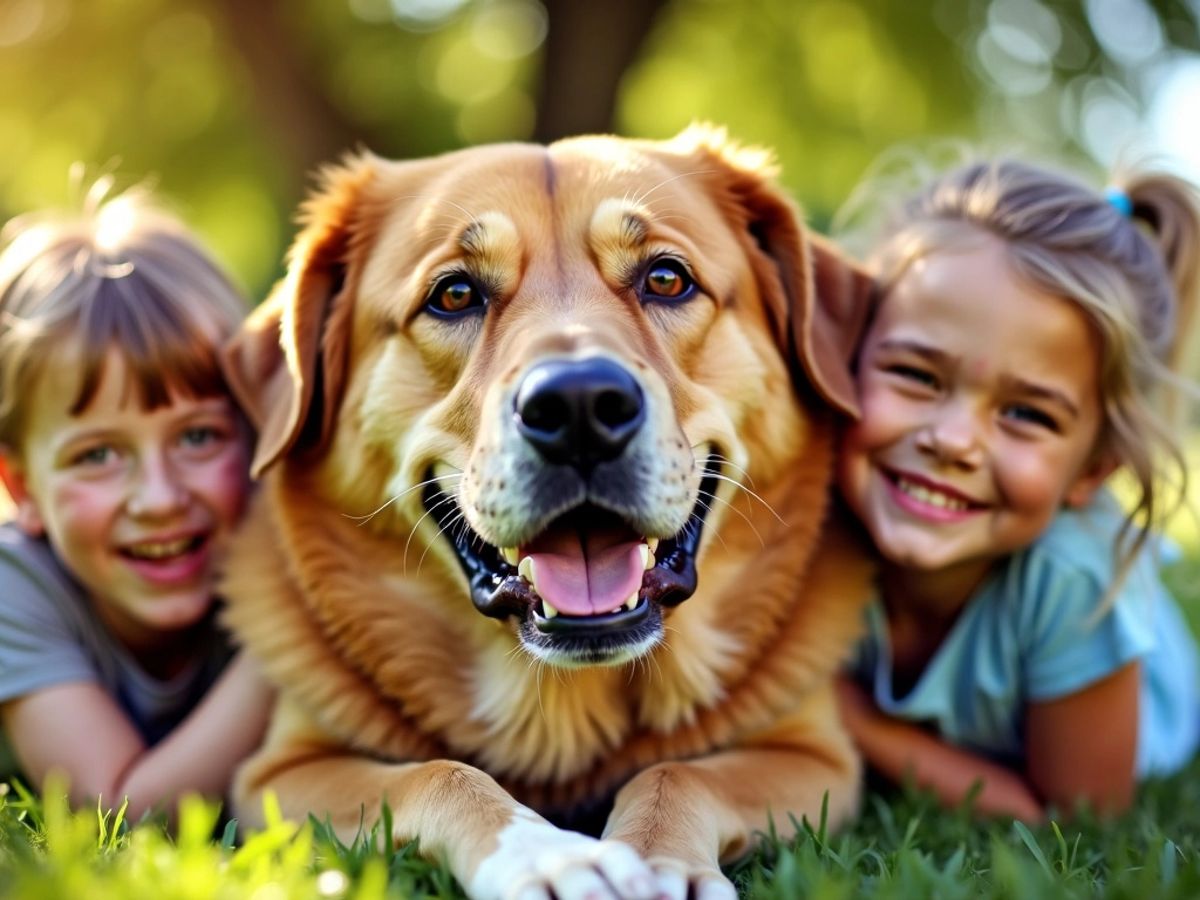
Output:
[838, 236, 1114, 590]
[3, 349, 250, 654]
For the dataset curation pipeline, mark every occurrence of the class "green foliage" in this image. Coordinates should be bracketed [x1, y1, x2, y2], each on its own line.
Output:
[2, 758, 1200, 898]
[3, 0, 1196, 297]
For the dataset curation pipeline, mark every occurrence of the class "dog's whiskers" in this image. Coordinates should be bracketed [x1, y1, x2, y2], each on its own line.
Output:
[416, 508, 468, 574]
[350, 472, 462, 526]
[705, 452, 755, 488]
[689, 447, 785, 527]
[707, 471, 787, 527]
[402, 491, 461, 575]
[630, 168, 710, 210]
[699, 488, 763, 548]
[394, 193, 479, 233]
[642, 644, 666, 686]
[687, 500, 728, 551]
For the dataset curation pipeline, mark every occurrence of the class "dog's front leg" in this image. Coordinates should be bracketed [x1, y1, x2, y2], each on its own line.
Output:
[235, 739, 662, 900]
[603, 687, 860, 899]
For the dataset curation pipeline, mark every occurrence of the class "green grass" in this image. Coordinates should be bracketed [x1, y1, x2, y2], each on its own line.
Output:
[1, 555, 1197, 899]
[2, 758, 1200, 899]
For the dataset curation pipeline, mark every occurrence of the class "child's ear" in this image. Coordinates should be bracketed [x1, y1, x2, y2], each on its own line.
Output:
[0, 450, 44, 537]
[1064, 451, 1120, 509]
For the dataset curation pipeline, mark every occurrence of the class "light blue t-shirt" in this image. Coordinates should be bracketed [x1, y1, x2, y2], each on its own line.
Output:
[850, 492, 1200, 778]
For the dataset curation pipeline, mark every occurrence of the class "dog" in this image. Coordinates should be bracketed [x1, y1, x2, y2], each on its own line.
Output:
[221, 126, 876, 900]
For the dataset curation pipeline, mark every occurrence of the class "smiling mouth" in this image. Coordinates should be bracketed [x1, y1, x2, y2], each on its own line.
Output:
[882, 468, 985, 512]
[120, 535, 208, 561]
[421, 456, 723, 651]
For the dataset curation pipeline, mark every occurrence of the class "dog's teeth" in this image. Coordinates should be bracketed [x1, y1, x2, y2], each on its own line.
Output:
[501, 547, 519, 566]
[518, 556, 535, 585]
[624, 592, 639, 611]
[646, 537, 659, 554]
[639, 543, 655, 571]
[541, 600, 559, 618]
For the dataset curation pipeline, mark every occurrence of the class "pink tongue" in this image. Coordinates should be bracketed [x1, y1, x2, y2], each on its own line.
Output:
[523, 529, 644, 616]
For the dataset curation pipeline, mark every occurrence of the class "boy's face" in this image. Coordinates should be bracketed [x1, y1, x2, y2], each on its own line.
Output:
[2, 349, 250, 653]
[838, 236, 1113, 591]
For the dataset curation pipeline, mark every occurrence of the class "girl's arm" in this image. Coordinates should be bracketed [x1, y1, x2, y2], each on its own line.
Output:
[837, 662, 1139, 820]
[1, 652, 274, 820]
[836, 676, 1044, 820]
[1024, 660, 1139, 815]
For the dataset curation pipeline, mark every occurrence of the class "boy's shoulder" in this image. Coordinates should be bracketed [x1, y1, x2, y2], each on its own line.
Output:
[0, 520, 91, 628]
[0, 520, 77, 589]
[0, 518, 52, 571]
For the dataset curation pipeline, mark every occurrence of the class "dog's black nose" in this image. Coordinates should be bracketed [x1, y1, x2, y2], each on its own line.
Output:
[515, 357, 645, 470]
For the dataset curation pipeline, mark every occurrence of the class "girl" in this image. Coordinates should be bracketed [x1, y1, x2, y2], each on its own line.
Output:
[836, 159, 1200, 820]
[0, 179, 272, 820]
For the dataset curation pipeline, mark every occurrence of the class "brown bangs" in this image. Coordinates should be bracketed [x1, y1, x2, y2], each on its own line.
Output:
[69, 275, 228, 415]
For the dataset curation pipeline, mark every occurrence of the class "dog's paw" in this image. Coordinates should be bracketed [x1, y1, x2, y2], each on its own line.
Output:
[648, 857, 738, 900]
[469, 809, 658, 900]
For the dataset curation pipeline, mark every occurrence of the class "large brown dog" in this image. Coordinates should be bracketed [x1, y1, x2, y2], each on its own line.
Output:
[221, 127, 875, 899]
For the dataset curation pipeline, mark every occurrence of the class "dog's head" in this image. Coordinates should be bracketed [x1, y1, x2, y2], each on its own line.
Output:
[225, 127, 873, 669]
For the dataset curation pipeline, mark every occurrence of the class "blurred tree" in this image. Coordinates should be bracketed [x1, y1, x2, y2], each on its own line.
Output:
[0, 0, 1196, 296]
[534, 0, 666, 140]
[211, 0, 368, 177]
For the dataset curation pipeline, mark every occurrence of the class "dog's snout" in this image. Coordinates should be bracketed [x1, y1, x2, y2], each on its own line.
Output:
[514, 357, 645, 470]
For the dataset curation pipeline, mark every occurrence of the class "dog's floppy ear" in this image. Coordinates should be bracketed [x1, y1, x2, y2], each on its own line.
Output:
[672, 126, 875, 417]
[223, 154, 377, 477]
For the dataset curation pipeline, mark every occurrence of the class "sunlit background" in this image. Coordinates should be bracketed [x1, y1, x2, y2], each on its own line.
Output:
[2, 0, 1198, 297]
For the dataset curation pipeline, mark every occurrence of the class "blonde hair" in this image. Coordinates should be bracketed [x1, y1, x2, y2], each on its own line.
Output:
[0, 180, 248, 452]
[866, 158, 1200, 587]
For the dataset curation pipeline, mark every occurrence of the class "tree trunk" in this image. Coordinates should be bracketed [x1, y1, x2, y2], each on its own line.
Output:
[534, 0, 669, 141]
[210, 0, 381, 183]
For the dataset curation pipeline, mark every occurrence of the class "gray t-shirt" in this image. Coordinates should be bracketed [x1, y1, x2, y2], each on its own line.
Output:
[0, 522, 232, 778]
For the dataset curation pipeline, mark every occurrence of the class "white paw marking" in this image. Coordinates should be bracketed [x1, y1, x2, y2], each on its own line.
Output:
[469, 808, 657, 900]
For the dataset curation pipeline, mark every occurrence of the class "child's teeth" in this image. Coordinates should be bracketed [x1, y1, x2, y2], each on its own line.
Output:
[128, 538, 192, 559]
[898, 478, 968, 511]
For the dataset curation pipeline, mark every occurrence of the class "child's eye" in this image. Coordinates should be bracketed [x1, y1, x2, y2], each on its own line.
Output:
[72, 445, 116, 467]
[1002, 404, 1060, 432]
[180, 426, 218, 447]
[886, 364, 939, 389]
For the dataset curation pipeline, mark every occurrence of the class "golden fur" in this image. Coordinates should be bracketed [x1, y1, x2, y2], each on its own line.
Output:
[221, 127, 875, 899]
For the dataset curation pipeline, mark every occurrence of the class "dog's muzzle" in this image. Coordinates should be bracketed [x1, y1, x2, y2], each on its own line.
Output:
[423, 356, 721, 665]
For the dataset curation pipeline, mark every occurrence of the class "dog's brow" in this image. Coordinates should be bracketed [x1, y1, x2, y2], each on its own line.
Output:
[590, 199, 651, 251]
[620, 211, 649, 246]
[457, 214, 517, 259]
[459, 220, 488, 256]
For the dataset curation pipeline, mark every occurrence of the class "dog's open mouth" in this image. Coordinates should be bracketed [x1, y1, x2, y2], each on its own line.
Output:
[422, 456, 722, 655]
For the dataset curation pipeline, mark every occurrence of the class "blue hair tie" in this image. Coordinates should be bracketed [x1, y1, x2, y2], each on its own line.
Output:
[1105, 186, 1133, 217]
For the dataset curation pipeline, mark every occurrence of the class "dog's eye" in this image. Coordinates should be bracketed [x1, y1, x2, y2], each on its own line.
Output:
[426, 275, 485, 317]
[640, 259, 695, 302]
